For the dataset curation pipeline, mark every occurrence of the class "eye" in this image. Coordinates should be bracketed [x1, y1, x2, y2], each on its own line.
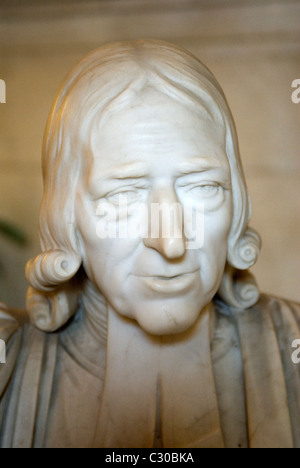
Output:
[107, 191, 136, 204]
[188, 184, 221, 198]
[106, 187, 148, 205]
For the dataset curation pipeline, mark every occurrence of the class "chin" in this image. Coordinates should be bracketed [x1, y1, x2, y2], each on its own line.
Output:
[134, 304, 202, 337]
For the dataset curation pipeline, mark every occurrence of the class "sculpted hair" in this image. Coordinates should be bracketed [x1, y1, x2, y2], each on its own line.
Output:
[25, 39, 261, 331]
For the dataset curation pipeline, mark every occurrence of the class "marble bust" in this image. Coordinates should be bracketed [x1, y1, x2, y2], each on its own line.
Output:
[0, 39, 299, 449]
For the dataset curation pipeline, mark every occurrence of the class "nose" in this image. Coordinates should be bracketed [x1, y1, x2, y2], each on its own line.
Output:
[143, 186, 186, 260]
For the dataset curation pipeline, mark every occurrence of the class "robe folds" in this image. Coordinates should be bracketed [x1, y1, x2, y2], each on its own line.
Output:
[0, 294, 299, 448]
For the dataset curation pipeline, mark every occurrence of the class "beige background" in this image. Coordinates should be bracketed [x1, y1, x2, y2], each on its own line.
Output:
[0, 0, 299, 308]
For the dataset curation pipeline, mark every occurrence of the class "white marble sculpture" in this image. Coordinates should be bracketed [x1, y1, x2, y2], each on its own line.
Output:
[0, 39, 299, 448]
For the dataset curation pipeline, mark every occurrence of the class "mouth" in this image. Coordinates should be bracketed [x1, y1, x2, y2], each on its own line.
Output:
[140, 271, 198, 294]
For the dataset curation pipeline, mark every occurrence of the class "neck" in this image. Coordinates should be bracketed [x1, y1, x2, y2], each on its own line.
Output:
[69, 278, 215, 378]
[80, 278, 215, 345]
[59, 279, 109, 377]
[80, 279, 108, 345]
[93, 296, 220, 448]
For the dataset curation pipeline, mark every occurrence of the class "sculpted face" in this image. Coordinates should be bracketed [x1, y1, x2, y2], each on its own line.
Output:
[76, 88, 233, 335]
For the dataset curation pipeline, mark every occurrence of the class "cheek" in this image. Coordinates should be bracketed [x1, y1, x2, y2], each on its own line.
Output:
[75, 196, 127, 291]
[199, 204, 232, 283]
[78, 220, 141, 288]
[76, 198, 141, 290]
[75, 201, 106, 279]
[204, 202, 232, 246]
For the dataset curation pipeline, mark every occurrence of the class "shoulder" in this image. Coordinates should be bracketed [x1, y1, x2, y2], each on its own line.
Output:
[215, 292, 300, 323]
[256, 293, 300, 328]
[214, 292, 300, 351]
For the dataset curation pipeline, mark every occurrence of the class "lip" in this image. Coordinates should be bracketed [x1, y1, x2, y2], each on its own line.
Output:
[140, 271, 198, 294]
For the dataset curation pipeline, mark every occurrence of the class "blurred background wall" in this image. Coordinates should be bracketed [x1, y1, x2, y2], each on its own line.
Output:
[0, 0, 299, 308]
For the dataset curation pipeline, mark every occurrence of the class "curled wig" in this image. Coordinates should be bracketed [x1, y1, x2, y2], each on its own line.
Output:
[25, 39, 261, 332]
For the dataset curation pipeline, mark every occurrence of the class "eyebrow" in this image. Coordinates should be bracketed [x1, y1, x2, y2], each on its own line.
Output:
[177, 158, 227, 174]
[90, 157, 228, 189]
[93, 162, 150, 182]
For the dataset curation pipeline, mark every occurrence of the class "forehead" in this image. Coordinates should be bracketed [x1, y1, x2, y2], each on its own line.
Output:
[88, 89, 228, 178]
